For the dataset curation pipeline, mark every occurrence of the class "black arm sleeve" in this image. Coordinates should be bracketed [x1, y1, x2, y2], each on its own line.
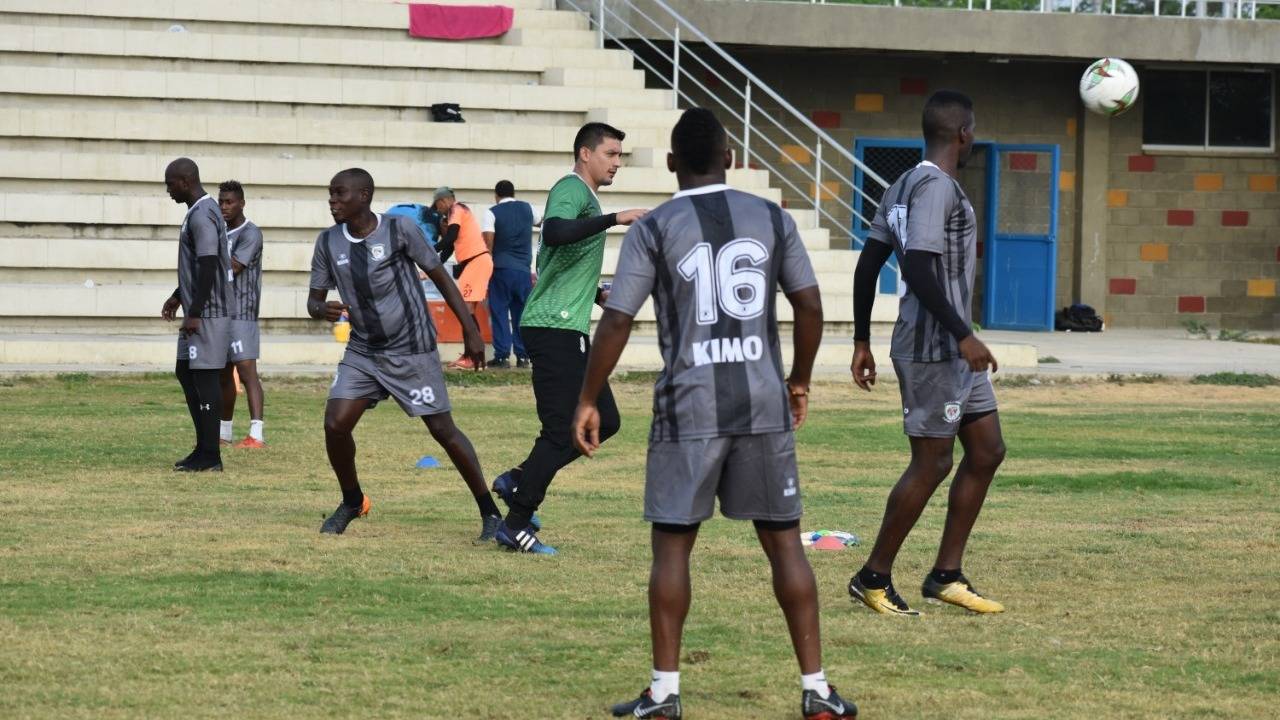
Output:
[541, 213, 617, 247]
[187, 255, 218, 317]
[853, 240, 894, 342]
[901, 249, 972, 342]
[435, 224, 460, 264]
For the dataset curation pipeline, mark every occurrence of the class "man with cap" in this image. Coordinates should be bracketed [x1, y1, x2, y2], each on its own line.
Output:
[433, 186, 494, 370]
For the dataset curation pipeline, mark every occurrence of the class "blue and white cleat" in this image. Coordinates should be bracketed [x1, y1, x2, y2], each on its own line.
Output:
[495, 521, 557, 555]
[491, 470, 542, 532]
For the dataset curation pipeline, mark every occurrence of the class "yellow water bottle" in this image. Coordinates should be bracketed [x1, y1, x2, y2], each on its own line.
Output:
[333, 311, 351, 343]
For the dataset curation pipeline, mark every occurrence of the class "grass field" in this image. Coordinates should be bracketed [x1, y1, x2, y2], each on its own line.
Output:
[2, 372, 1278, 719]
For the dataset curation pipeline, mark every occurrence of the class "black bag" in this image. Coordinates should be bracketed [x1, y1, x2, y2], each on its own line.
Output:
[430, 103, 464, 122]
[1055, 303, 1103, 332]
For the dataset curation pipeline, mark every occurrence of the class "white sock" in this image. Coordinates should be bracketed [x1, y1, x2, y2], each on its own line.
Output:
[249, 419, 265, 442]
[650, 669, 679, 701]
[801, 670, 830, 699]
[219, 420, 234, 443]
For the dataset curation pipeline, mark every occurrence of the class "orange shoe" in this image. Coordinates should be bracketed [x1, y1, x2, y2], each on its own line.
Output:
[447, 354, 476, 370]
[234, 436, 267, 449]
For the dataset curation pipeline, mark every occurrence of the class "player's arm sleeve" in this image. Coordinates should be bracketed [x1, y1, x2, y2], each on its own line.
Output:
[187, 256, 218, 316]
[602, 223, 657, 318]
[541, 181, 613, 247]
[852, 240, 893, 342]
[776, 210, 818, 294]
[865, 202, 892, 248]
[436, 221, 460, 263]
[397, 217, 443, 275]
[192, 211, 221, 258]
[232, 226, 263, 267]
[901, 249, 971, 342]
[309, 232, 336, 290]
[903, 176, 949, 254]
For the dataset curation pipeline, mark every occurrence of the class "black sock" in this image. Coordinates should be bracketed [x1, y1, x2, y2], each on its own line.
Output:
[476, 491, 500, 518]
[930, 567, 962, 585]
[342, 486, 364, 510]
[858, 566, 891, 590]
[176, 360, 201, 443]
[191, 368, 222, 459]
[505, 512, 531, 533]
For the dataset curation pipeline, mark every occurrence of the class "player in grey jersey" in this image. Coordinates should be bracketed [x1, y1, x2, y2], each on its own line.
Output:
[160, 157, 234, 473]
[307, 168, 502, 540]
[848, 91, 1007, 617]
[216, 180, 267, 449]
[573, 109, 857, 720]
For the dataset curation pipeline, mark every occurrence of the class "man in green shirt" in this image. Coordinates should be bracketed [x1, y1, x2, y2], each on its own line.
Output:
[491, 122, 647, 555]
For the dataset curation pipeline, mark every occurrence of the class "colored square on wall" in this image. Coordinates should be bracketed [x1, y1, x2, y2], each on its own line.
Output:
[1167, 209, 1195, 226]
[780, 144, 811, 165]
[1109, 278, 1136, 295]
[1009, 153, 1037, 171]
[1247, 279, 1277, 297]
[1107, 189, 1128, 207]
[1059, 171, 1075, 191]
[1248, 174, 1278, 192]
[1066, 117, 1077, 137]
[854, 94, 884, 113]
[1128, 155, 1156, 172]
[1193, 173, 1224, 192]
[1178, 296, 1206, 313]
[899, 78, 928, 96]
[812, 110, 840, 129]
[1222, 211, 1249, 227]
[811, 180, 841, 201]
[1140, 243, 1169, 262]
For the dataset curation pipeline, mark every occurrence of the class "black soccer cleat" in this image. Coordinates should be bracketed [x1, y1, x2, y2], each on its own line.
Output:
[475, 514, 501, 544]
[611, 689, 681, 719]
[174, 453, 222, 472]
[173, 447, 199, 469]
[320, 496, 371, 534]
[803, 685, 858, 719]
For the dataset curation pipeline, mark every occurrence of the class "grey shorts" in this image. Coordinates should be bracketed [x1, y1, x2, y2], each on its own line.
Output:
[227, 319, 260, 363]
[176, 317, 232, 370]
[892, 358, 999, 438]
[328, 348, 452, 418]
[644, 431, 802, 525]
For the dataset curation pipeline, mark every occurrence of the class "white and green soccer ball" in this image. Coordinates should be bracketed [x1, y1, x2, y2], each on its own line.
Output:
[1079, 58, 1140, 116]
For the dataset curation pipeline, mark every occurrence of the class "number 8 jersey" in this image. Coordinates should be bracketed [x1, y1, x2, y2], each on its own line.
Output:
[605, 184, 819, 441]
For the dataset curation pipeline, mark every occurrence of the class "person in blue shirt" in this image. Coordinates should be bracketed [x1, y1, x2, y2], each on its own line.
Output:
[481, 180, 541, 368]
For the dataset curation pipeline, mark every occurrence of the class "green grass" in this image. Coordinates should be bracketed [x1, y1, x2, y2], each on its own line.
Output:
[1, 375, 1278, 719]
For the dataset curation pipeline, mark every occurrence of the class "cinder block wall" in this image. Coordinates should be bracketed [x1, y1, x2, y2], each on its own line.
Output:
[1104, 106, 1280, 330]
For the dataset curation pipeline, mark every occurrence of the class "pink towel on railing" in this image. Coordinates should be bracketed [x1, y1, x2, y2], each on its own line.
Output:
[408, 4, 514, 40]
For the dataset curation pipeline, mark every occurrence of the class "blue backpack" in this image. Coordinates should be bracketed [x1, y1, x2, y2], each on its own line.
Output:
[384, 203, 441, 245]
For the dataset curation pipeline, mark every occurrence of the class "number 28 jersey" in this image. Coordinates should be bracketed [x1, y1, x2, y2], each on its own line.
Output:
[605, 185, 818, 442]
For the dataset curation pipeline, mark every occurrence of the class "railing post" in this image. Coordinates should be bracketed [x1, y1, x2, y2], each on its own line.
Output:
[813, 143, 822, 230]
[743, 82, 752, 169]
[597, 0, 604, 49]
[672, 26, 680, 110]
[1111, 0, 1117, 14]
[1155, 0, 1160, 16]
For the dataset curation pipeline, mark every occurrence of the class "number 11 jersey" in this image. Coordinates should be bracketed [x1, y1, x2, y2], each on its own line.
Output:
[605, 185, 819, 442]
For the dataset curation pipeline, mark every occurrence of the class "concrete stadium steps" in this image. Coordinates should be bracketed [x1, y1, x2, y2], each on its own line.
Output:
[0, 107, 669, 163]
[0, 333, 1038, 370]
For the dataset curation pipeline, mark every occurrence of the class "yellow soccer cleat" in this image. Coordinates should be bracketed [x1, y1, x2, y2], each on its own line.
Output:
[848, 575, 921, 616]
[921, 575, 1005, 614]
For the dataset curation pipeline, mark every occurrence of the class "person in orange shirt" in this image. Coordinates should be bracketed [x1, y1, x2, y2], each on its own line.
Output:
[433, 187, 494, 369]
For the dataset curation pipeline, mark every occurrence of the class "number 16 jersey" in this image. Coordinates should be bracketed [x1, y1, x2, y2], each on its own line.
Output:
[605, 185, 818, 442]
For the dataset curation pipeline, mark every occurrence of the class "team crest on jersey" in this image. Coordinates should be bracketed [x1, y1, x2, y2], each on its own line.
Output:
[943, 402, 962, 423]
[370, 244, 386, 260]
[337, 253, 349, 266]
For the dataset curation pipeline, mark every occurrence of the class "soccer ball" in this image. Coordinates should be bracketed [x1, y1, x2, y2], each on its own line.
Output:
[1079, 58, 1139, 116]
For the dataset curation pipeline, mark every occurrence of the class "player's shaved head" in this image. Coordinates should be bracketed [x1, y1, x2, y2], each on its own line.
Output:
[331, 167, 375, 198]
[165, 157, 201, 182]
[671, 108, 728, 176]
[922, 90, 974, 146]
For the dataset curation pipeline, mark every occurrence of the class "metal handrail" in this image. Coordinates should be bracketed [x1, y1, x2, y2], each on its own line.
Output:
[736, 0, 1280, 20]
[558, 0, 891, 245]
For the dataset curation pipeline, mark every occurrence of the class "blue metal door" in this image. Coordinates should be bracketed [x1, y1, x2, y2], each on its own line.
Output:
[983, 144, 1059, 331]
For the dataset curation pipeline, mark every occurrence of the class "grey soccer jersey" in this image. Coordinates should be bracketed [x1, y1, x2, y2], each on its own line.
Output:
[228, 219, 264, 321]
[309, 214, 442, 356]
[177, 194, 233, 318]
[606, 185, 818, 441]
[866, 161, 978, 363]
